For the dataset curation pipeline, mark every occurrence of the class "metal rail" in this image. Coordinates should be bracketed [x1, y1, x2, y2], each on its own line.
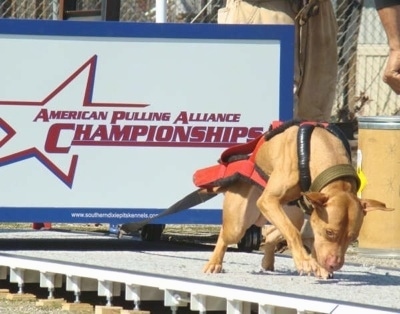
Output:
[0, 253, 395, 314]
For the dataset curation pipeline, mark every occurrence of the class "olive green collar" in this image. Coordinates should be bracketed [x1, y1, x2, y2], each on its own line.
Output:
[309, 164, 360, 192]
[298, 164, 360, 215]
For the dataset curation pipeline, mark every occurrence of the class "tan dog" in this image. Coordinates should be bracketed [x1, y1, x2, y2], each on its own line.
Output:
[202, 124, 392, 278]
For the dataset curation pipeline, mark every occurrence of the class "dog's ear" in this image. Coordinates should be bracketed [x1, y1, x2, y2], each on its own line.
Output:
[359, 199, 395, 213]
[303, 192, 329, 207]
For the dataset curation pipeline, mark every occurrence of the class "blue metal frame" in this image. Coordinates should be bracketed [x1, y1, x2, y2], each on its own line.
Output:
[0, 207, 225, 224]
[0, 19, 294, 224]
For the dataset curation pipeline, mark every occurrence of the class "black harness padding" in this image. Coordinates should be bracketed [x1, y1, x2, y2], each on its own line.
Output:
[297, 122, 353, 192]
[326, 124, 352, 162]
[297, 124, 315, 192]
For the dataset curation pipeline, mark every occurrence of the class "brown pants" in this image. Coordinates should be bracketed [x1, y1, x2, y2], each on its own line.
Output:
[218, 0, 337, 121]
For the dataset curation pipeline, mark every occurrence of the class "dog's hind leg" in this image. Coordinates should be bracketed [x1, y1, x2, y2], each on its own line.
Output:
[203, 181, 261, 273]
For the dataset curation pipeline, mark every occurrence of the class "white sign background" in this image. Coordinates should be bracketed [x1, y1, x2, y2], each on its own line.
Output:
[0, 20, 293, 222]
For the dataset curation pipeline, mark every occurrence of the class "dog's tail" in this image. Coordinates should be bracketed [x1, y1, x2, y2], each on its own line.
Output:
[118, 188, 221, 237]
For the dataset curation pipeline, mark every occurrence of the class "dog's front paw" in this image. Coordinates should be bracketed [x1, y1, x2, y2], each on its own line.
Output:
[315, 267, 332, 280]
[203, 262, 223, 274]
[294, 256, 330, 279]
[312, 261, 334, 279]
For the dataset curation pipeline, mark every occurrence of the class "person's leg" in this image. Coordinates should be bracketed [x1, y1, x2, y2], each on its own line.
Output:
[218, 0, 299, 117]
[295, 0, 338, 121]
[218, 0, 296, 27]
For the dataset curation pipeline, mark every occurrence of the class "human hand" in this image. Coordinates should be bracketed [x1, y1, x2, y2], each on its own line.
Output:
[383, 49, 400, 94]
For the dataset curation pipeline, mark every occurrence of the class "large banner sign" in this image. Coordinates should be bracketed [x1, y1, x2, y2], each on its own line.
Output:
[0, 19, 294, 224]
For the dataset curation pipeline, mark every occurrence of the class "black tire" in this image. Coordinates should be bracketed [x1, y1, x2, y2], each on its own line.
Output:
[237, 225, 262, 252]
[140, 224, 165, 241]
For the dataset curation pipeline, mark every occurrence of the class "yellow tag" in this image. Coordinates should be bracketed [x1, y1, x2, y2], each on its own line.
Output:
[357, 167, 367, 196]
[356, 149, 367, 197]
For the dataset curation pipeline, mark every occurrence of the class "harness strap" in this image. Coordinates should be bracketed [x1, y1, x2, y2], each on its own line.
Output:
[119, 189, 217, 236]
[193, 159, 267, 189]
[194, 131, 269, 189]
[220, 120, 283, 163]
[220, 134, 264, 163]
[326, 124, 352, 162]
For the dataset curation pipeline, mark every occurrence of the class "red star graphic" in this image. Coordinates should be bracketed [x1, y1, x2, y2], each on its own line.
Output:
[0, 55, 149, 188]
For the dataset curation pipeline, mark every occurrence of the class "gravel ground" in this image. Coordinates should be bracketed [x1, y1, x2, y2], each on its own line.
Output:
[163, 224, 400, 269]
[0, 224, 398, 314]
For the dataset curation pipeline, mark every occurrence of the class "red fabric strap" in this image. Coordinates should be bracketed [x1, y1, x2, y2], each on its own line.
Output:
[192, 120, 285, 190]
[193, 159, 267, 189]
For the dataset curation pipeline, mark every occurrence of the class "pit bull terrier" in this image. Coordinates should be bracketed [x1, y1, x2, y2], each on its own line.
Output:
[197, 121, 392, 278]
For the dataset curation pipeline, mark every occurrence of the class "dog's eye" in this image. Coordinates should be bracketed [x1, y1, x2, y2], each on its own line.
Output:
[325, 229, 336, 239]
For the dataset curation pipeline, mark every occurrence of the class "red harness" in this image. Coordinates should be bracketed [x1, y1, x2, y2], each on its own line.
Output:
[193, 121, 283, 190]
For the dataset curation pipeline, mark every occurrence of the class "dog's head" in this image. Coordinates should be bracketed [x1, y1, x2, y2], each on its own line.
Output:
[303, 191, 393, 273]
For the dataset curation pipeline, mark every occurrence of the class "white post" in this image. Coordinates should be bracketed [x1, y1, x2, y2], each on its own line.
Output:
[52, 0, 58, 20]
[156, 0, 167, 23]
